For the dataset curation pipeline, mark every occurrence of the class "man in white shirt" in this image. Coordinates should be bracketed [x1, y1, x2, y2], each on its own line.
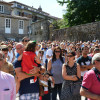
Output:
[46, 43, 56, 60]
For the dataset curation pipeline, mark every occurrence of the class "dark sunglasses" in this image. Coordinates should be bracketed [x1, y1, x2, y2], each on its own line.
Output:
[53, 45, 56, 47]
[24, 40, 29, 42]
[67, 55, 74, 57]
[55, 51, 60, 53]
[96, 60, 100, 62]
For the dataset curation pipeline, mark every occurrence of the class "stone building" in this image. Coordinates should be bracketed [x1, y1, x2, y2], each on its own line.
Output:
[0, 1, 58, 41]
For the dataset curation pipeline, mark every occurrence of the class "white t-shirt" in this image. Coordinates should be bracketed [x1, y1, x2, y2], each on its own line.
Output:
[81, 60, 91, 76]
[46, 49, 53, 60]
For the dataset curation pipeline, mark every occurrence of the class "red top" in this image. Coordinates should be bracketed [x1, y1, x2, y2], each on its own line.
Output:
[82, 70, 100, 100]
[21, 51, 38, 74]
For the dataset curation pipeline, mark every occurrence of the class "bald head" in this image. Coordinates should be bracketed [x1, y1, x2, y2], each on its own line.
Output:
[16, 43, 24, 48]
[16, 43, 24, 55]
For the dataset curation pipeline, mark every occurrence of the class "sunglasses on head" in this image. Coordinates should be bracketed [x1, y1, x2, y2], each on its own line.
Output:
[24, 40, 29, 42]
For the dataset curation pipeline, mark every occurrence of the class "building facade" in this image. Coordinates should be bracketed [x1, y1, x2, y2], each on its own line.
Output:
[0, 1, 58, 41]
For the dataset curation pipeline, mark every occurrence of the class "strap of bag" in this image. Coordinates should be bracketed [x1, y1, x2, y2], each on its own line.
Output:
[92, 67, 100, 82]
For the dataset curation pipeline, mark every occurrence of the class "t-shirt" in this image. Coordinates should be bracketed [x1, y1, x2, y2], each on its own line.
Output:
[82, 69, 100, 100]
[46, 49, 53, 60]
[0, 71, 16, 100]
[77, 56, 92, 76]
[14, 60, 39, 95]
[22, 51, 38, 74]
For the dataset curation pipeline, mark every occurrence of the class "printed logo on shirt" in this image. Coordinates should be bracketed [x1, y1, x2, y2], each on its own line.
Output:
[30, 77, 37, 84]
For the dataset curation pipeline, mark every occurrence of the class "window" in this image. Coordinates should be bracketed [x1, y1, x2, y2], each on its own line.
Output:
[5, 18, 11, 28]
[5, 18, 11, 34]
[0, 5, 4, 13]
[17, 4, 21, 8]
[19, 20, 24, 29]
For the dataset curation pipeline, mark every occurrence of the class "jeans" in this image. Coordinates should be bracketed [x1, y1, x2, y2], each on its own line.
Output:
[51, 83, 62, 100]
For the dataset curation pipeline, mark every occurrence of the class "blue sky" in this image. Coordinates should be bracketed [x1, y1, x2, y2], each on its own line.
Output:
[4, 0, 66, 18]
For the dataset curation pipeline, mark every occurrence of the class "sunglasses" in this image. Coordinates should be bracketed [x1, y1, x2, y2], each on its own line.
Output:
[55, 51, 60, 53]
[24, 40, 29, 42]
[96, 60, 100, 62]
[53, 45, 56, 47]
[67, 55, 74, 57]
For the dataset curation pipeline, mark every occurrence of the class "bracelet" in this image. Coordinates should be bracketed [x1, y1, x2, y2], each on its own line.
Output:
[76, 76, 80, 80]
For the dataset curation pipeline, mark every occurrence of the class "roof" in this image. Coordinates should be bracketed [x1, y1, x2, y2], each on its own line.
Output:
[0, 1, 12, 5]
[0, 13, 30, 20]
[9, 1, 60, 20]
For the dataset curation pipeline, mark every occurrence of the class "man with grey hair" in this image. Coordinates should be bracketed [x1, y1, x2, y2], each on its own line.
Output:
[80, 53, 100, 100]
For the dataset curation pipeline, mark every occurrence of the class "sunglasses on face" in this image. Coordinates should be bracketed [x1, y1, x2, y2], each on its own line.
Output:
[67, 55, 74, 57]
[53, 45, 56, 47]
[96, 60, 100, 62]
[55, 51, 60, 53]
[24, 40, 29, 42]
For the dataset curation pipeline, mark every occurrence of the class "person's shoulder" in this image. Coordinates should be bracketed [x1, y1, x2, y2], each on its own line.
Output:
[1, 71, 14, 79]
[77, 56, 82, 62]
[87, 56, 92, 60]
[13, 60, 22, 68]
[84, 69, 95, 77]
[7, 61, 13, 66]
[47, 49, 52, 52]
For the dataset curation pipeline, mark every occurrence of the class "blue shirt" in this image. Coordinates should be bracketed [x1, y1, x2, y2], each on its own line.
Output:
[13, 60, 39, 95]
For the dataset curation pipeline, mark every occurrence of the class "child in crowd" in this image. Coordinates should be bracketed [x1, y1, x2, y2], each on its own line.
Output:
[22, 40, 41, 74]
[16, 41, 45, 93]
[39, 71, 55, 100]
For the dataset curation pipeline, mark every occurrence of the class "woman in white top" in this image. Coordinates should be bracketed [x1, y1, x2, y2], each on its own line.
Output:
[7, 44, 15, 63]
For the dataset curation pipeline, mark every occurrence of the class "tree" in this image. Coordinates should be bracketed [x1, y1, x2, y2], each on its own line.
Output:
[57, 0, 100, 26]
[52, 19, 68, 29]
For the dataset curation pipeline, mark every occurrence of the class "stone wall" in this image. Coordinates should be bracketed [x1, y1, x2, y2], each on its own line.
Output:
[0, 4, 12, 15]
[4, 4, 12, 15]
[30, 20, 50, 41]
[50, 21, 100, 41]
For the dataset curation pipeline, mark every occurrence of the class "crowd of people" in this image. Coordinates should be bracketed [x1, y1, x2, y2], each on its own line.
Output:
[0, 37, 100, 100]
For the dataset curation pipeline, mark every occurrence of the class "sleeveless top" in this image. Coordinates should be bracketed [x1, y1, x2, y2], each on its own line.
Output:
[63, 63, 77, 85]
[51, 58, 64, 84]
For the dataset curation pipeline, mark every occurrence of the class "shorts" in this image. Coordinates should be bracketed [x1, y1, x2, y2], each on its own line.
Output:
[19, 93, 39, 100]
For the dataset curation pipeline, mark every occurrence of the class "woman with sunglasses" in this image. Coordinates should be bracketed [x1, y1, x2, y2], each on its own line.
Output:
[60, 51, 81, 100]
[47, 46, 64, 100]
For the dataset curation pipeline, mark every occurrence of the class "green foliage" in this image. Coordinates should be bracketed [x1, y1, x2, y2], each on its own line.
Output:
[52, 19, 69, 29]
[52, 20, 60, 29]
[57, 0, 100, 26]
